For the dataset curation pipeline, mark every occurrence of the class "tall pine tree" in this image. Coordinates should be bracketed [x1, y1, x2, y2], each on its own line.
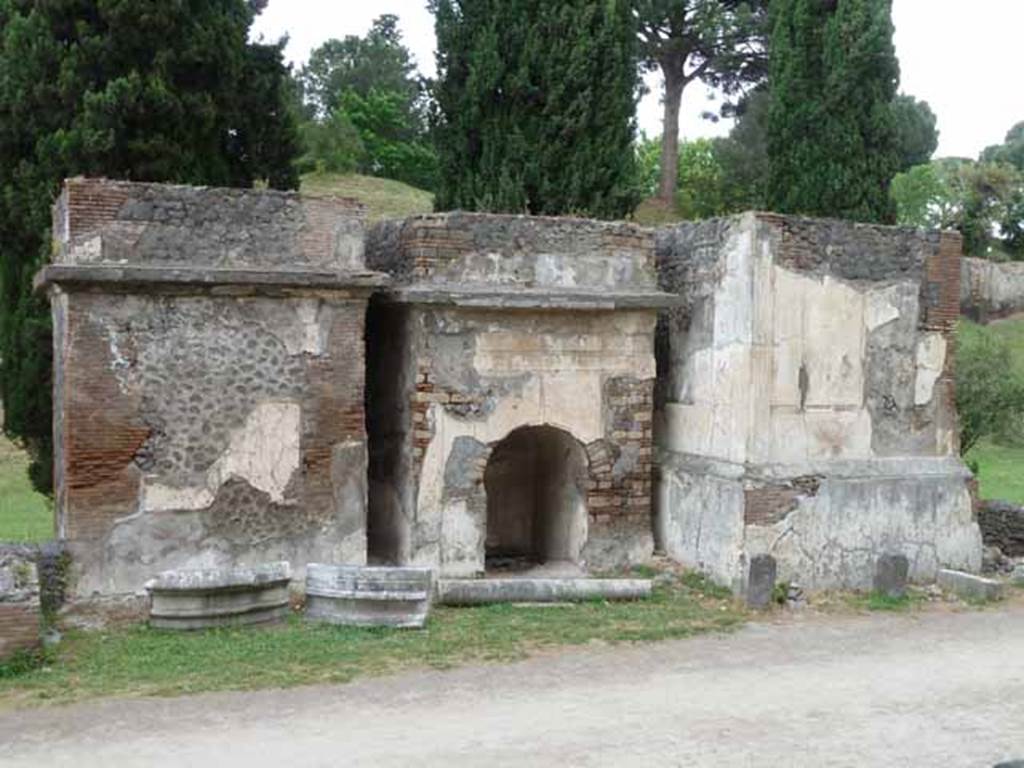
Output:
[0, 0, 299, 492]
[766, 0, 899, 223]
[431, 0, 641, 219]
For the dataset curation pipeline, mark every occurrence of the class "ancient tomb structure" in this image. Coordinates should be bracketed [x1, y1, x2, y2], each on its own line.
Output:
[37, 179, 386, 597]
[364, 214, 676, 577]
[655, 213, 982, 591]
[37, 179, 983, 600]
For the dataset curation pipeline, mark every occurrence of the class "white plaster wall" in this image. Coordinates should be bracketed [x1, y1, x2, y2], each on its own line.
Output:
[414, 311, 657, 575]
[743, 461, 982, 590]
[657, 463, 746, 590]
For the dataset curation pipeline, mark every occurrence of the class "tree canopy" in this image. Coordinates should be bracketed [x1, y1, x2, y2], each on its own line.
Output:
[296, 15, 437, 190]
[634, 0, 768, 204]
[767, 0, 900, 223]
[0, 0, 299, 492]
[431, 0, 641, 219]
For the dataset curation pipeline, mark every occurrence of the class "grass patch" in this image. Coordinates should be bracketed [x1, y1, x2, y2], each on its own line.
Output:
[0, 434, 53, 542]
[300, 173, 433, 222]
[961, 315, 1024, 504]
[968, 439, 1024, 503]
[0, 574, 744, 708]
[834, 589, 925, 613]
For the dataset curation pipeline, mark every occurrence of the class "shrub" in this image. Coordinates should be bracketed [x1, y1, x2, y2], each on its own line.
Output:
[956, 321, 1024, 454]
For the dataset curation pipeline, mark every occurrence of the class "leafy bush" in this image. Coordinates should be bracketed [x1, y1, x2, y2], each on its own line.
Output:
[956, 322, 1024, 454]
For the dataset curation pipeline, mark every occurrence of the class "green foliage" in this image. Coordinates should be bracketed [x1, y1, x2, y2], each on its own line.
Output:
[968, 440, 1024, 504]
[299, 110, 365, 175]
[767, 0, 900, 223]
[891, 94, 939, 172]
[297, 16, 437, 191]
[340, 89, 439, 191]
[298, 15, 419, 118]
[0, 0, 299, 493]
[955, 321, 1024, 455]
[892, 158, 1021, 258]
[981, 122, 1024, 258]
[431, 0, 642, 219]
[634, 1, 769, 202]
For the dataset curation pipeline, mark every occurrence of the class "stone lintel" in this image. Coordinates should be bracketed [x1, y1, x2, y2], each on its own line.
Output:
[380, 286, 682, 310]
[34, 264, 389, 296]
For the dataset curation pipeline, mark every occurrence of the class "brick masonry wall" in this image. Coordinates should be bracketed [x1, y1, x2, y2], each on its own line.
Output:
[0, 603, 39, 660]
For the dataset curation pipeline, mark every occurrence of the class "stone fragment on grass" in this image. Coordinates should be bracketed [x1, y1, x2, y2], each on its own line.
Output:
[145, 561, 291, 630]
[936, 568, 1004, 602]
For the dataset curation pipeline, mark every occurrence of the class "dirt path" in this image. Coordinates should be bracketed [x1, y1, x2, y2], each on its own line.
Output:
[1, 602, 1023, 767]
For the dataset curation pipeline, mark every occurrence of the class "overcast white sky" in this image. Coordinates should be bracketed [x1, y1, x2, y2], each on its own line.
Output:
[253, 1, 1024, 160]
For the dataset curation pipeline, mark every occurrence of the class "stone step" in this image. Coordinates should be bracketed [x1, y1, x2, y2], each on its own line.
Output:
[436, 577, 652, 606]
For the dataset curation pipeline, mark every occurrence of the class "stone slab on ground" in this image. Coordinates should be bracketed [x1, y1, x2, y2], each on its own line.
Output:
[873, 554, 910, 599]
[305, 564, 432, 629]
[937, 568, 1004, 602]
[145, 562, 291, 630]
[746, 555, 777, 610]
[437, 578, 651, 605]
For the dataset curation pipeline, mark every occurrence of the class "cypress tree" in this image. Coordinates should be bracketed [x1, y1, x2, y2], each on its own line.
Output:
[431, 0, 641, 219]
[0, 0, 299, 492]
[766, 0, 899, 223]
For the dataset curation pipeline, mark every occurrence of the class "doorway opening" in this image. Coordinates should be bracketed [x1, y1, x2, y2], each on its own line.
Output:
[483, 425, 588, 573]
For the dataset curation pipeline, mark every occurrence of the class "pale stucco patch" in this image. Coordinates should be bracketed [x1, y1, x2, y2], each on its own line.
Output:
[915, 333, 947, 406]
[142, 401, 301, 512]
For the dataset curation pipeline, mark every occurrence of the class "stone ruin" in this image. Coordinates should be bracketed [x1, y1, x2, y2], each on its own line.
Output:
[34, 178, 983, 605]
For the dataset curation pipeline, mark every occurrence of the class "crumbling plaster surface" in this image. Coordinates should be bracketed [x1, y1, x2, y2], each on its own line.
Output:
[408, 308, 656, 576]
[655, 213, 979, 591]
[58, 292, 370, 596]
[659, 453, 981, 591]
[658, 214, 956, 465]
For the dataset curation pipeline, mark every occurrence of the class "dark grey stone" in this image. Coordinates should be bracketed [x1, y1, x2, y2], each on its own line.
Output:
[747, 555, 777, 610]
[873, 554, 909, 599]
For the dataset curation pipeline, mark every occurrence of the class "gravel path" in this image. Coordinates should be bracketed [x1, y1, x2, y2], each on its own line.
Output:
[1, 600, 1023, 767]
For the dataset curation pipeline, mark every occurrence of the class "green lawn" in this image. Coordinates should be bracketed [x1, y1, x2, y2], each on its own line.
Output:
[968, 439, 1024, 503]
[0, 434, 52, 542]
[0, 571, 744, 708]
[300, 172, 433, 221]
[964, 315, 1024, 504]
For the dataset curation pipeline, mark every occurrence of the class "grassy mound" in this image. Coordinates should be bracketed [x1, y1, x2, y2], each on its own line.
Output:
[300, 173, 433, 222]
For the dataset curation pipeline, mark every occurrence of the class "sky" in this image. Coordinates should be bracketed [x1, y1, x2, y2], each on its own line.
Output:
[252, 1, 1024, 160]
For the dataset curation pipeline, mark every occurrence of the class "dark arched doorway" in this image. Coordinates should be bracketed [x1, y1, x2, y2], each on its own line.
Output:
[484, 425, 588, 571]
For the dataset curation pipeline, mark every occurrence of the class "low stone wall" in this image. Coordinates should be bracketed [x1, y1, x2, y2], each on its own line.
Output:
[961, 257, 1024, 322]
[978, 500, 1024, 557]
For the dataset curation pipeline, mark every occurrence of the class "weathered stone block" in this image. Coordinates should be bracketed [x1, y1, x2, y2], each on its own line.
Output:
[746, 554, 777, 610]
[873, 554, 909, 599]
[436, 577, 651, 605]
[936, 568, 1004, 602]
[305, 564, 432, 629]
[145, 562, 291, 630]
